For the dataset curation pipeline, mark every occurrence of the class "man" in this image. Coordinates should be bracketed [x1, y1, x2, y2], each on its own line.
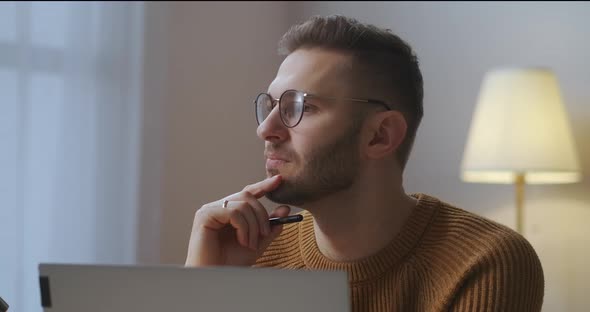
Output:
[185, 15, 544, 311]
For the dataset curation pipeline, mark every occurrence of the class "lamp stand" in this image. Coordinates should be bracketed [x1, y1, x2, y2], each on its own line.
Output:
[515, 173, 525, 234]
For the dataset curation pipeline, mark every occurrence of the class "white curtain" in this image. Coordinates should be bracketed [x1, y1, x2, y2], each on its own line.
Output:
[0, 2, 144, 311]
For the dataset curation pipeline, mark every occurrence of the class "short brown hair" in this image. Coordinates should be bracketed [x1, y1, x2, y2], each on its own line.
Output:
[278, 15, 424, 169]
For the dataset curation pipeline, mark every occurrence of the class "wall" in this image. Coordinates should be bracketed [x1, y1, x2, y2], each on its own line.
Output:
[139, 2, 295, 264]
[289, 2, 590, 311]
[140, 2, 590, 310]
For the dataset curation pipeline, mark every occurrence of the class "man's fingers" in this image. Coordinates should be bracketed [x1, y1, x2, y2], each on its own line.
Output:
[239, 203, 260, 250]
[242, 175, 282, 198]
[227, 208, 249, 248]
[219, 175, 283, 238]
[258, 206, 292, 252]
[240, 193, 271, 236]
[197, 176, 285, 253]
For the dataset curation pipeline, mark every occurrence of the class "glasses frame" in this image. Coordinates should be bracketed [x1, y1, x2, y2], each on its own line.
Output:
[254, 89, 393, 128]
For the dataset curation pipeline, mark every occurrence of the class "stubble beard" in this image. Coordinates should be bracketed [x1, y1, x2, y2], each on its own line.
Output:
[265, 125, 362, 207]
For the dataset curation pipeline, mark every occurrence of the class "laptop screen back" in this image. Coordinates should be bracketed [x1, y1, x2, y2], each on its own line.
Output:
[38, 263, 350, 312]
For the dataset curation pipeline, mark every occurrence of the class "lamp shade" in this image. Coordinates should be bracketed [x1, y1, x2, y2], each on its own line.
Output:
[461, 68, 581, 184]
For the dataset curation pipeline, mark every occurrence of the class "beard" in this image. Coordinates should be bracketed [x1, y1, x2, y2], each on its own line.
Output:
[265, 123, 362, 206]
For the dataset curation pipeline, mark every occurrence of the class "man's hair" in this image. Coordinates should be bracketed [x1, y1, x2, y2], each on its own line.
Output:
[278, 15, 424, 169]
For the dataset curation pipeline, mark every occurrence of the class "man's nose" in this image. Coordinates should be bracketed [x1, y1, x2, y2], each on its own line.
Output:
[256, 106, 289, 143]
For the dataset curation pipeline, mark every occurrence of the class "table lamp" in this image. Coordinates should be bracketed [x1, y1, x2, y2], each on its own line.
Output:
[460, 67, 581, 234]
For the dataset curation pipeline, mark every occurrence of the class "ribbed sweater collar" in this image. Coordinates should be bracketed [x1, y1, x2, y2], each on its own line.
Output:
[298, 193, 440, 283]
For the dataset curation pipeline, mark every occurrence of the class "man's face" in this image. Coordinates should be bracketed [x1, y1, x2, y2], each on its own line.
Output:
[256, 48, 364, 206]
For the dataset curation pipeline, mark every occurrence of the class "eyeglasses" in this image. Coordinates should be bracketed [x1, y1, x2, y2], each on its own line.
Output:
[254, 89, 392, 128]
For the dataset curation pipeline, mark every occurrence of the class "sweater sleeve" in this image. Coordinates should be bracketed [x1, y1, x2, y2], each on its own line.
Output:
[448, 231, 545, 312]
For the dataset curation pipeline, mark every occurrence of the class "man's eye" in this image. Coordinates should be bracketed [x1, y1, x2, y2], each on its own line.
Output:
[303, 104, 314, 112]
[282, 107, 292, 117]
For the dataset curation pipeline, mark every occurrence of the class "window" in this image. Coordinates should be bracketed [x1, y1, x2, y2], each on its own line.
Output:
[0, 3, 144, 311]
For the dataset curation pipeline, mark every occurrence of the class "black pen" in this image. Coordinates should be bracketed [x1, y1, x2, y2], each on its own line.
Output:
[269, 214, 303, 226]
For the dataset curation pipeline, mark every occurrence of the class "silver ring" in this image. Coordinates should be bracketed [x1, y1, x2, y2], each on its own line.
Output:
[222, 199, 229, 208]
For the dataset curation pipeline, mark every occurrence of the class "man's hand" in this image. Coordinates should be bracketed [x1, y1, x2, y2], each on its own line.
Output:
[185, 175, 291, 267]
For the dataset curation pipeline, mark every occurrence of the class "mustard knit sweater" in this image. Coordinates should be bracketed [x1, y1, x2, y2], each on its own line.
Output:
[255, 193, 544, 312]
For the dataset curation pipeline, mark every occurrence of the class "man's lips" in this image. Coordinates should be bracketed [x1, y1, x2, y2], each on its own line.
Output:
[266, 158, 287, 169]
[265, 154, 290, 169]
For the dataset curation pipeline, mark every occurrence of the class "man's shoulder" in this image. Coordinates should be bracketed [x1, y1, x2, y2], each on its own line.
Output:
[413, 194, 545, 310]
[420, 194, 523, 242]
[415, 194, 542, 267]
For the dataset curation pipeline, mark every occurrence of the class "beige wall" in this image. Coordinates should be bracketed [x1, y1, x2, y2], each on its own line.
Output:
[140, 2, 296, 264]
[140, 2, 590, 310]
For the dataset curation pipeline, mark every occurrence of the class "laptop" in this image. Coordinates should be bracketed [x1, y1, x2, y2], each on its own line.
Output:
[38, 263, 350, 312]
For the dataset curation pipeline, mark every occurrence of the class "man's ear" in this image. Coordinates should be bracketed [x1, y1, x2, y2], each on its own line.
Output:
[365, 111, 407, 160]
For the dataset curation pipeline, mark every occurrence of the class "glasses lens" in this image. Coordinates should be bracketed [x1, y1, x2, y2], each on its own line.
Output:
[279, 90, 304, 127]
[255, 93, 273, 125]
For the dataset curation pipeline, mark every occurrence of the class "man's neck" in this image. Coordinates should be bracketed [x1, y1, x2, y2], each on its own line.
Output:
[305, 177, 417, 262]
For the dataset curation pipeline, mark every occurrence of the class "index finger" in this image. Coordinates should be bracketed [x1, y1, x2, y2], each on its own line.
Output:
[242, 175, 282, 198]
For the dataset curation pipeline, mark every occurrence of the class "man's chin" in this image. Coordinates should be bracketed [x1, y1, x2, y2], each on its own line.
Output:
[265, 183, 306, 207]
[266, 195, 305, 207]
